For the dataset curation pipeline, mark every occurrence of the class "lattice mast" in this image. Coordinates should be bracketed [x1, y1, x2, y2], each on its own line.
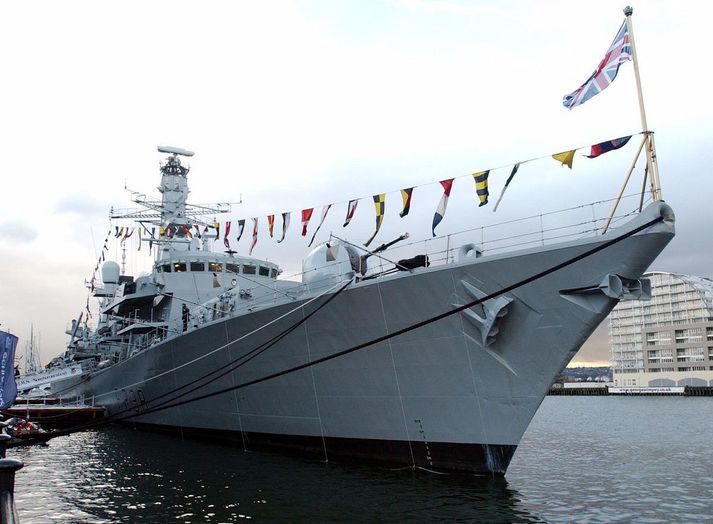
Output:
[110, 146, 231, 259]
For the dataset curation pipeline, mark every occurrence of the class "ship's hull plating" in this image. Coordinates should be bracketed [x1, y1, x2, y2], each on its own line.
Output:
[61, 205, 674, 474]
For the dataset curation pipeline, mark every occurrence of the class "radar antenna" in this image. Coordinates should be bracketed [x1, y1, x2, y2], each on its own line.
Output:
[110, 147, 233, 253]
[157, 145, 194, 157]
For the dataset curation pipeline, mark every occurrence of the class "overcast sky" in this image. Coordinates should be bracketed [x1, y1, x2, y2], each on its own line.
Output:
[1, 0, 711, 368]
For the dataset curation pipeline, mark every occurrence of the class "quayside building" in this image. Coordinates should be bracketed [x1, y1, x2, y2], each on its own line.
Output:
[609, 271, 713, 387]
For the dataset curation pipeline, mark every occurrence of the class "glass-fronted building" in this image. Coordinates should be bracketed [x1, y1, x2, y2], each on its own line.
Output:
[609, 272, 713, 387]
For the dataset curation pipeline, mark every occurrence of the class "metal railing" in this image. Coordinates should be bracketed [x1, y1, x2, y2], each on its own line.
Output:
[98, 194, 651, 359]
[361, 193, 649, 277]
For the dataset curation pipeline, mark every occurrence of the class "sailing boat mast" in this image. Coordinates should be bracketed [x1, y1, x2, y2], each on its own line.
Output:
[25, 324, 41, 374]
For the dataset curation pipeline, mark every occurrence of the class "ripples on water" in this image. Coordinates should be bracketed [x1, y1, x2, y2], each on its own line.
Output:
[10, 397, 713, 523]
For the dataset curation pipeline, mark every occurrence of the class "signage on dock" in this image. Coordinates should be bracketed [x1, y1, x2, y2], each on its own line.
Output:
[608, 386, 685, 395]
[16, 365, 83, 391]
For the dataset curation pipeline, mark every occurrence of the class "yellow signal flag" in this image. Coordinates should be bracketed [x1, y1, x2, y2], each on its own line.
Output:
[552, 149, 576, 169]
[365, 194, 385, 247]
[213, 221, 221, 241]
[399, 188, 413, 217]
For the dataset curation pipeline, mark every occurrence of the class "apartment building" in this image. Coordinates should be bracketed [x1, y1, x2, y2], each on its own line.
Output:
[609, 271, 713, 387]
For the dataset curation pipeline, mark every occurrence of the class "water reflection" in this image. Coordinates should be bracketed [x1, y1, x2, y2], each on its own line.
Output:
[13, 427, 541, 523]
[14, 397, 713, 522]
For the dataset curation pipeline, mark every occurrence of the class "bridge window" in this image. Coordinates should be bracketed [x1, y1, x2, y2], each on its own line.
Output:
[226, 263, 240, 274]
[190, 262, 205, 272]
[208, 262, 223, 272]
[243, 264, 256, 275]
[173, 262, 187, 273]
[160, 263, 172, 273]
[270, 268, 278, 279]
[259, 266, 270, 277]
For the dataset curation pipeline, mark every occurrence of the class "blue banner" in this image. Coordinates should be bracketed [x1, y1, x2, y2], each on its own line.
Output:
[0, 331, 18, 409]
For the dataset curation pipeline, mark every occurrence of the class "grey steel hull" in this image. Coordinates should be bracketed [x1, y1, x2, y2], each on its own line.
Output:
[59, 203, 674, 474]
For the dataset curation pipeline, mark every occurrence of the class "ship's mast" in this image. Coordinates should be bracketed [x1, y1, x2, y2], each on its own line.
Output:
[110, 146, 231, 261]
[121, 243, 127, 275]
[158, 148, 191, 238]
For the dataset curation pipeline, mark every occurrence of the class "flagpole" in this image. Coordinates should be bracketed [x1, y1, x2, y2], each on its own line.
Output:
[638, 163, 649, 211]
[601, 135, 647, 234]
[649, 131, 662, 199]
[624, 6, 661, 200]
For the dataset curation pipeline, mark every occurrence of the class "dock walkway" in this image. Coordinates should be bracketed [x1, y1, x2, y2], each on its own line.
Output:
[4, 404, 106, 429]
[549, 385, 713, 396]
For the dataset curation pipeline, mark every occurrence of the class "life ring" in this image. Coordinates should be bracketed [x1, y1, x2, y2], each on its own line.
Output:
[16, 420, 35, 434]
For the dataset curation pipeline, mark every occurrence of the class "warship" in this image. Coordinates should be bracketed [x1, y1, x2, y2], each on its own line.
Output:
[24, 144, 674, 475]
[18, 7, 672, 475]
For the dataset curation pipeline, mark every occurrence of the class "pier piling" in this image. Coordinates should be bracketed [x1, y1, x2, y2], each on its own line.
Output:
[0, 458, 23, 524]
[0, 436, 10, 459]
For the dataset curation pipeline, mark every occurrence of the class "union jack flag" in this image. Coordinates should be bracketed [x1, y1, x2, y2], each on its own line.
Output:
[563, 20, 631, 109]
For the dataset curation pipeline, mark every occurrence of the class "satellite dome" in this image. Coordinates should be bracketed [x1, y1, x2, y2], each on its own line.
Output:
[102, 261, 121, 284]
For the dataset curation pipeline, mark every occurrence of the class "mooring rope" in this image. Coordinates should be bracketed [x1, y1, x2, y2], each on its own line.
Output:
[5, 277, 354, 425]
[8, 214, 664, 447]
[45, 275, 351, 401]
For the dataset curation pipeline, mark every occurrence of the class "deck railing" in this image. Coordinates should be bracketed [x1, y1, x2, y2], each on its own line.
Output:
[361, 193, 648, 276]
[114, 194, 651, 358]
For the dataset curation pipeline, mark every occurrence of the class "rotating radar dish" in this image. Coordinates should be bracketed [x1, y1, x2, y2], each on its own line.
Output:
[157, 145, 194, 157]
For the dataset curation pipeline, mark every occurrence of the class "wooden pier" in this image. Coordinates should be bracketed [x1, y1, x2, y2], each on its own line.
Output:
[549, 386, 608, 396]
[549, 385, 713, 397]
[4, 405, 106, 429]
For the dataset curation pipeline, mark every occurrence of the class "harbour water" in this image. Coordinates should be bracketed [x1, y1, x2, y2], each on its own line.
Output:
[10, 396, 713, 523]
